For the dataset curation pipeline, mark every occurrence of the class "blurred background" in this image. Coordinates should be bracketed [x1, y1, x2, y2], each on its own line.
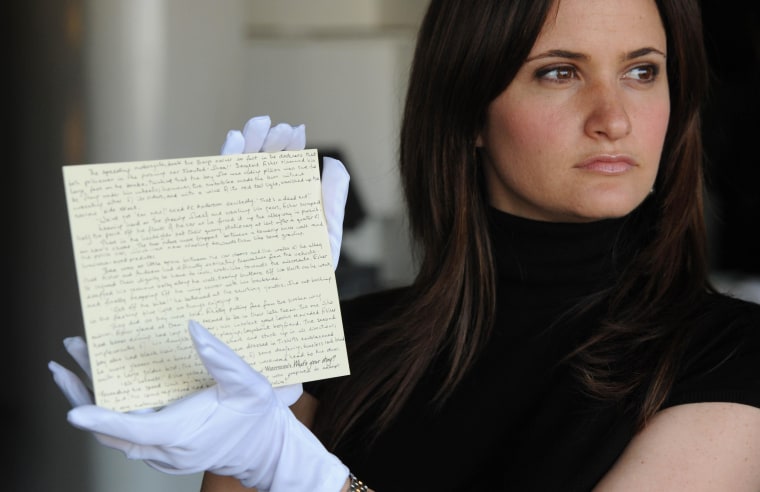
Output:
[6, 1, 759, 490]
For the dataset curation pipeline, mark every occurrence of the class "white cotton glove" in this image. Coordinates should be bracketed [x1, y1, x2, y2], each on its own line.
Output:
[64, 320, 350, 492]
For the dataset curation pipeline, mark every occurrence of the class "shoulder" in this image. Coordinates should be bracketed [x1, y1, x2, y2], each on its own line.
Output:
[691, 292, 760, 364]
[598, 292, 760, 490]
[665, 292, 760, 409]
[596, 401, 760, 491]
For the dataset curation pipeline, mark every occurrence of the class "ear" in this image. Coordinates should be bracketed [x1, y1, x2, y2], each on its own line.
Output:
[475, 133, 484, 148]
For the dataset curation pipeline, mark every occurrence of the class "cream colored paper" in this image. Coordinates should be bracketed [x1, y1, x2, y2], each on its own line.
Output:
[63, 150, 349, 412]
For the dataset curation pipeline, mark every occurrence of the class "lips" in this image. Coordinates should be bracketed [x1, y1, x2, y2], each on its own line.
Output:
[575, 154, 636, 174]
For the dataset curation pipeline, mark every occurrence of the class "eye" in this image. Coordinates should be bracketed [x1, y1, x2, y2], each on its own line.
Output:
[535, 65, 578, 83]
[624, 64, 659, 83]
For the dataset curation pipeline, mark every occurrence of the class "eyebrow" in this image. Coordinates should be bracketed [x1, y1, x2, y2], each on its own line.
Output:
[525, 47, 666, 63]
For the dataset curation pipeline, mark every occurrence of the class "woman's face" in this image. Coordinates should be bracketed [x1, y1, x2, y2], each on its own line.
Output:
[477, 0, 670, 222]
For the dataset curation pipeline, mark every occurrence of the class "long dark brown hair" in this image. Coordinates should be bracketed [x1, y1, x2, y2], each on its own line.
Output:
[312, 0, 711, 448]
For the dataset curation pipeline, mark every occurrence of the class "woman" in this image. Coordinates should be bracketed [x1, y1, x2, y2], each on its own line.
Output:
[53, 0, 760, 490]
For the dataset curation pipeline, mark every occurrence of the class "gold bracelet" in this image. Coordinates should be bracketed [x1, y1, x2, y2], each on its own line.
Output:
[349, 473, 368, 492]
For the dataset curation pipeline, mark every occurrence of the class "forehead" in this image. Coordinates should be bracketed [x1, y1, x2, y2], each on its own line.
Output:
[533, 0, 667, 54]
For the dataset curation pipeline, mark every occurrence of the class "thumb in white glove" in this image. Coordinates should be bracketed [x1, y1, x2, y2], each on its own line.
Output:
[66, 320, 350, 492]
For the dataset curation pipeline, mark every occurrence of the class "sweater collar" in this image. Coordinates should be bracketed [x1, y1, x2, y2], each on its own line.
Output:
[488, 207, 625, 306]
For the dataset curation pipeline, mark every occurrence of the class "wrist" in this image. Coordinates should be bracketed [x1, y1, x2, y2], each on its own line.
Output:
[340, 477, 351, 492]
[348, 473, 368, 492]
[264, 416, 350, 492]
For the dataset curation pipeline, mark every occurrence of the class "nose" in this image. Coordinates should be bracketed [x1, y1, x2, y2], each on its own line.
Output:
[583, 84, 632, 141]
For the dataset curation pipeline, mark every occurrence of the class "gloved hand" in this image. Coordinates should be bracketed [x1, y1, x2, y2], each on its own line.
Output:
[49, 116, 352, 490]
[65, 320, 350, 491]
[220, 115, 347, 271]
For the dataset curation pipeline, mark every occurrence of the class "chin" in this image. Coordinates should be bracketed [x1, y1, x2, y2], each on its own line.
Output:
[559, 193, 646, 222]
[577, 197, 647, 221]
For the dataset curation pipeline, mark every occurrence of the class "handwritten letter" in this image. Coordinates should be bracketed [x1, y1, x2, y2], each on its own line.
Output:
[63, 150, 349, 411]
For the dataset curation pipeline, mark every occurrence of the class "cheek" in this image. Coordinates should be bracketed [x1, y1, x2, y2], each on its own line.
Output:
[639, 103, 670, 158]
[491, 107, 559, 160]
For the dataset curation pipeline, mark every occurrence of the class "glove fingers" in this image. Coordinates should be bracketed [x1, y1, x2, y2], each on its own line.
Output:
[220, 130, 245, 155]
[49, 360, 94, 407]
[68, 405, 167, 445]
[92, 430, 148, 457]
[93, 431, 201, 474]
[67, 386, 216, 446]
[321, 157, 350, 270]
[242, 115, 272, 153]
[284, 124, 306, 151]
[63, 336, 92, 378]
[96, 432, 199, 474]
[222, 117, 305, 155]
[187, 320, 273, 406]
[261, 123, 295, 152]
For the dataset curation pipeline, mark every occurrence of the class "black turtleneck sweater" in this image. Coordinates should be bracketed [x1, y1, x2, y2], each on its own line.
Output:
[306, 209, 760, 491]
